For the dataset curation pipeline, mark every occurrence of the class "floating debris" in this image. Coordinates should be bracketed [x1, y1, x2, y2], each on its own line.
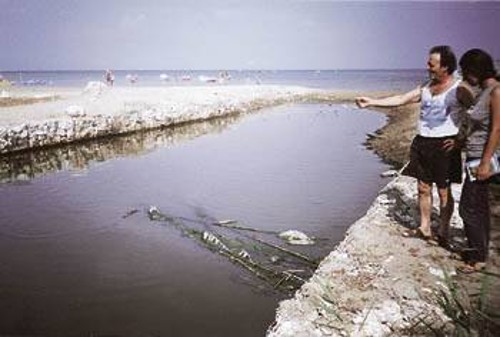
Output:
[213, 219, 278, 234]
[270, 255, 281, 264]
[122, 209, 139, 219]
[380, 170, 399, 178]
[279, 230, 315, 245]
[216, 219, 237, 225]
[202, 231, 229, 251]
[237, 249, 251, 260]
[143, 207, 318, 293]
[147, 206, 165, 221]
[252, 236, 318, 266]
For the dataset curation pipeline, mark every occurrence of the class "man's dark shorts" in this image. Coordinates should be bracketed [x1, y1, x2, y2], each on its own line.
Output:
[402, 135, 462, 188]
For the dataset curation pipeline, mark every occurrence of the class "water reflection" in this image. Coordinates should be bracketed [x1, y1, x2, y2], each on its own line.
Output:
[0, 114, 242, 183]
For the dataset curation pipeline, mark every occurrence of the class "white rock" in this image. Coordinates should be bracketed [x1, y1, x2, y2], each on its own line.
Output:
[352, 300, 403, 337]
[65, 105, 86, 118]
[428, 267, 445, 280]
[12, 124, 28, 133]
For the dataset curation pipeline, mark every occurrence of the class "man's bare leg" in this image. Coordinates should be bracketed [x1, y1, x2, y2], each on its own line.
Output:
[418, 180, 433, 236]
[437, 186, 454, 243]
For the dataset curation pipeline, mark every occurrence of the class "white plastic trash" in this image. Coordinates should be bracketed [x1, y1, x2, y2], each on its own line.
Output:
[278, 230, 315, 245]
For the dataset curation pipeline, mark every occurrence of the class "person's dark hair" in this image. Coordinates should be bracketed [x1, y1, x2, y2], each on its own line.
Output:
[430, 45, 457, 75]
[459, 49, 498, 82]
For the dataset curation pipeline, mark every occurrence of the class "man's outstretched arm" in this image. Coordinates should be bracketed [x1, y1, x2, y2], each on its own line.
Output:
[355, 86, 421, 109]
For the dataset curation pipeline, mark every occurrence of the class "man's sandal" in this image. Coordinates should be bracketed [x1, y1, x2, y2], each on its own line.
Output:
[402, 228, 433, 241]
[457, 262, 486, 274]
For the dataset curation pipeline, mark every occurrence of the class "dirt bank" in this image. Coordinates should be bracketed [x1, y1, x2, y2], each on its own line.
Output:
[0, 96, 60, 107]
[364, 104, 418, 168]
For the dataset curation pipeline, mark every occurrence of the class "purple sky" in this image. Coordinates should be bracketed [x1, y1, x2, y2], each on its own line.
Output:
[1, 0, 499, 70]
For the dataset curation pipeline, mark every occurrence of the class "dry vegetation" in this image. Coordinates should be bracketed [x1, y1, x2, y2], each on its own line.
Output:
[0, 96, 59, 108]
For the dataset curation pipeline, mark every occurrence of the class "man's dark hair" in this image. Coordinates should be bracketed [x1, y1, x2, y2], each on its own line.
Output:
[459, 48, 497, 83]
[430, 45, 457, 75]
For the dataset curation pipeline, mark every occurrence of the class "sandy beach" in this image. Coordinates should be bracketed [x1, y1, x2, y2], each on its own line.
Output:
[0, 84, 498, 336]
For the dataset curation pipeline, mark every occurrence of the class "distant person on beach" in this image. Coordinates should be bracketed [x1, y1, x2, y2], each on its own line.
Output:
[219, 70, 231, 82]
[356, 45, 474, 246]
[456, 49, 500, 273]
[104, 69, 114, 86]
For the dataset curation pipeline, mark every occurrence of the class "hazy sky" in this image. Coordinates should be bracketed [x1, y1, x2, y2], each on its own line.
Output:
[1, 0, 499, 70]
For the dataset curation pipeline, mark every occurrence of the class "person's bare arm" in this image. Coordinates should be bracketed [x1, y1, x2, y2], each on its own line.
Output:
[443, 83, 476, 152]
[355, 86, 421, 109]
[456, 83, 475, 108]
[477, 86, 500, 180]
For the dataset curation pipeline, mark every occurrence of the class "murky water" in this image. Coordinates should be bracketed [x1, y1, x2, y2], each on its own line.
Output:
[0, 104, 390, 336]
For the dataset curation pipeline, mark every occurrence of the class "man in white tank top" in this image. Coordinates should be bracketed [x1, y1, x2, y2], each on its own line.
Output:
[356, 46, 474, 246]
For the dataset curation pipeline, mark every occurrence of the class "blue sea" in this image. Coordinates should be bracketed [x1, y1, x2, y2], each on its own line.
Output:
[0, 69, 427, 91]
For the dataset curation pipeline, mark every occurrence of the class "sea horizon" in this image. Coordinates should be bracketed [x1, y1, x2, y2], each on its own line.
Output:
[1, 68, 425, 72]
[0, 68, 429, 91]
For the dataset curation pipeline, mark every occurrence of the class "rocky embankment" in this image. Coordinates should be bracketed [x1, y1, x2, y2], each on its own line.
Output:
[268, 175, 467, 337]
[0, 83, 328, 154]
